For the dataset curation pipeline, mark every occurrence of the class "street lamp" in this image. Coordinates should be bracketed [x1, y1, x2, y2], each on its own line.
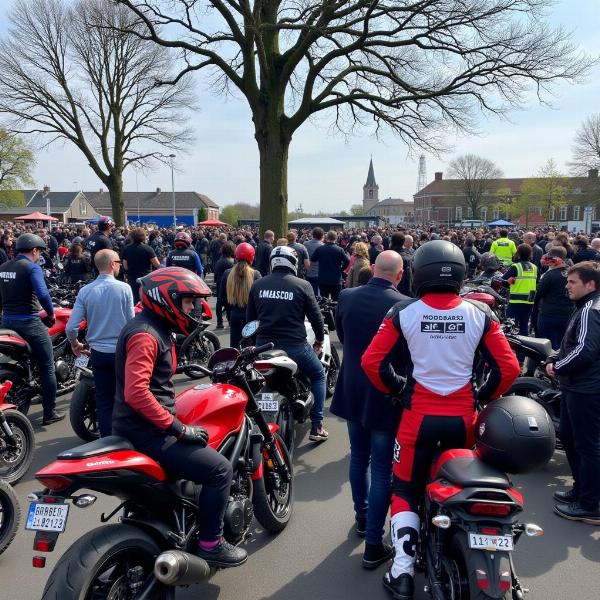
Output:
[169, 153, 176, 227]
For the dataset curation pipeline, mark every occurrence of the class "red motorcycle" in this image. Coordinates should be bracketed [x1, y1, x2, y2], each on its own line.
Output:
[28, 344, 293, 599]
[0, 380, 35, 555]
[0, 307, 87, 414]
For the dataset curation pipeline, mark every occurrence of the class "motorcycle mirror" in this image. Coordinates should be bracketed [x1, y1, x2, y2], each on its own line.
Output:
[242, 320, 260, 339]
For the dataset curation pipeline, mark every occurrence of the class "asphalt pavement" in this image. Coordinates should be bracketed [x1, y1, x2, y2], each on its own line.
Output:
[2, 310, 600, 600]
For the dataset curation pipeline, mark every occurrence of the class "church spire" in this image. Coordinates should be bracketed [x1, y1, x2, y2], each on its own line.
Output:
[365, 156, 377, 186]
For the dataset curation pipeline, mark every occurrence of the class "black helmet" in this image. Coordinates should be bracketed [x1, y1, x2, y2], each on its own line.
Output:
[412, 240, 465, 295]
[475, 395, 555, 474]
[16, 233, 47, 252]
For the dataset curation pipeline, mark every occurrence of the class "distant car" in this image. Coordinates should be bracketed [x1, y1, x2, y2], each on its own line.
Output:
[458, 219, 485, 228]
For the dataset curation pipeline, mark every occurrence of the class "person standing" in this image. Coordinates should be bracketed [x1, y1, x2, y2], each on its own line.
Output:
[0, 234, 63, 425]
[286, 231, 310, 279]
[490, 228, 517, 267]
[63, 243, 92, 283]
[247, 246, 329, 442]
[254, 230, 274, 277]
[122, 228, 161, 304]
[86, 217, 115, 274]
[533, 247, 574, 349]
[368, 235, 383, 264]
[213, 241, 236, 329]
[332, 251, 405, 570]
[502, 243, 537, 336]
[66, 250, 135, 437]
[523, 231, 544, 269]
[304, 227, 324, 296]
[346, 242, 370, 288]
[311, 230, 350, 301]
[462, 236, 481, 278]
[166, 232, 204, 275]
[572, 236, 598, 264]
[547, 261, 600, 524]
[219, 243, 261, 347]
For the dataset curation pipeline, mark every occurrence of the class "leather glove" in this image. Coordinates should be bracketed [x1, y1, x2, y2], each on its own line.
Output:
[178, 425, 209, 446]
[42, 314, 56, 328]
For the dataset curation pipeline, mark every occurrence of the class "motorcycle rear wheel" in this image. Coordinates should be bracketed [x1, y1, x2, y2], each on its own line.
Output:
[0, 409, 35, 484]
[69, 376, 99, 441]
[184, 331, 221, 378]
[253, 432, 294, 533]
[41, 524, 173, 600]
[0, 479, 19, 556]
[326, 345, 340, 398]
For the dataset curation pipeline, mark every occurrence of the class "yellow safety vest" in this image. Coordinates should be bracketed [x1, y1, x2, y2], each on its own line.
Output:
[491, 238, 516, 266]
[509, 261, 537, 304]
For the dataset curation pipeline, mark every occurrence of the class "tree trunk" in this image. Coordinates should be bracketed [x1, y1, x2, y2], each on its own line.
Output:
[107, 173, 125, 226]
[254, 111, 291, 238]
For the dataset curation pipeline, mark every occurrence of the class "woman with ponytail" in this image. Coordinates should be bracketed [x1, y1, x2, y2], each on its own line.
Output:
[219, 242, 261, 347]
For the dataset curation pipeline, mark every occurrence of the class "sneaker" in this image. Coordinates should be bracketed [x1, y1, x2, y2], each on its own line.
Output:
[554, 502, 600, 525]
[355, 516, 367, 538]
[553, 488, 578, 504]
[382, 570, 414, 600]
[309, 425, 329, 442]
[196, 540, 248, 568]
[216, 323, 224, 330]
[363, 542, 394, 570]
[42, 411, 65, 426]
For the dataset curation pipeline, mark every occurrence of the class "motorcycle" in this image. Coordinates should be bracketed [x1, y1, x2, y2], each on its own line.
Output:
[460, 282, 507, 322]
[0, 380, 35, 555]
[418, 446, 545, 600]
[28, 343, 293, 599]
[313, 296, 341, 398]
[0, 307, 87, 414]
[69, 298, 220, 441]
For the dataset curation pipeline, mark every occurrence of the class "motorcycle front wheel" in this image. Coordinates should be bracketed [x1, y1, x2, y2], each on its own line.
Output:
[0, 479, 19, 555]
[69, 376, 99, 441]
[0, 409, 35, 484]
[326, 345, 340, 398]
[41, 524, 173, 600]
[253, 432, 294, 533]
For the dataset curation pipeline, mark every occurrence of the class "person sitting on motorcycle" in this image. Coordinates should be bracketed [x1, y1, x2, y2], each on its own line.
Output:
[361, 240, 520, 600]
[111, 267, 247, 568]
[246, 245, 329, 442]
[472, 251, 504, 286]
[166, 232, 204, 276]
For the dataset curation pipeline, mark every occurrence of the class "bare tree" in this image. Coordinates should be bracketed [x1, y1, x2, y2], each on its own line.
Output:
[569, 114, 600, 176]
[115, 0, 593, 235]
[0, 0, 195, 225]
[448, 154, 503, 219]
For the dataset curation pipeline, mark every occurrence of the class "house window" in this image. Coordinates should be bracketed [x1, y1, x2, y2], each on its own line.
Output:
[467, 206, 473, 218]
[455, 206, 463, 221]
[480, 207, 488, 221]
[549, 207, 556, 221]
[368, 190, 373, 199]
[493, 207, 500, 219]
[79, 195, 87, 216]
[574, 206, 581, 220]
[560, 206, 568, 221]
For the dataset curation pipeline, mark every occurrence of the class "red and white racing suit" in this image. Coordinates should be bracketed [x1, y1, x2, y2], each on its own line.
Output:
[361, 292, 519, 577]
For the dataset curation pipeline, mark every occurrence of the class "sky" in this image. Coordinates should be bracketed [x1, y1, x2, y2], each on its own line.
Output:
[1, 0, 599, 213]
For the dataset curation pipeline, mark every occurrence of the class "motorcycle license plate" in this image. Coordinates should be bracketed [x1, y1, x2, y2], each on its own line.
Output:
[74, 355, 89, 368]
[258, 393, 279, 412]
[468, 533, 513, 552]
[26, 502, 69, 533]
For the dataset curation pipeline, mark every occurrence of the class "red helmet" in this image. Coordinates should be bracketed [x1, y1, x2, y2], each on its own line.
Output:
[174, 232, 192, 248]
[139, 267, 211, 335]
[235, 242, 255, 264]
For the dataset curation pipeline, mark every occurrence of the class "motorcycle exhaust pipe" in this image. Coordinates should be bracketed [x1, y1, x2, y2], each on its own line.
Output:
[154, 550, 211, 586]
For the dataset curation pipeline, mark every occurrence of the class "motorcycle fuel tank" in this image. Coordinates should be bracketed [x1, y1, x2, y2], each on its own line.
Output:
[175, 383, 248, 449]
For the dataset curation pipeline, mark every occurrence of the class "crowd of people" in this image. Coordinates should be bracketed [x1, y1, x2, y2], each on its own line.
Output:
[1, 216, 600, 597]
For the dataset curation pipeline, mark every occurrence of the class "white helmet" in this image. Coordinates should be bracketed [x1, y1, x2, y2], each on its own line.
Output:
[270, 246, 298, 275]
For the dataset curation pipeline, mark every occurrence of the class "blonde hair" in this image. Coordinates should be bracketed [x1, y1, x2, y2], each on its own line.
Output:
[226, 261, 254, 307]
[353, 242, 369, 260]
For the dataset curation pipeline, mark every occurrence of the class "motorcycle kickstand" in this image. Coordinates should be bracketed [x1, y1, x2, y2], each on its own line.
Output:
[509, 554, 528, 599]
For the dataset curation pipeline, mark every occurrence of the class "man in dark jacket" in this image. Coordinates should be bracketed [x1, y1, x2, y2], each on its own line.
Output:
[547, 261, 600, 524]
[331, 251, 405, 570]
[572, 236, 599, 264]
[311, 230, 350, 300]
[254, 230, 274, 276]
[523, 231, 544, 269]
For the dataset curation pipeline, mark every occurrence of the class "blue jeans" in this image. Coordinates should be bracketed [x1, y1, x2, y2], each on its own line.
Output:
[273, 341, 326, 426]
[2, 317, 56, 417]
[90, 349, 116, 438]
[537, 313, 570, 351]
[347, 420, 395, 545]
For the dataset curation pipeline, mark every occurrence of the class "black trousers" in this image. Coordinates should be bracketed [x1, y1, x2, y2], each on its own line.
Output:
[560, 391, 600, 510]
[318, 283, 341, 301]
[124, 429, 233, 540]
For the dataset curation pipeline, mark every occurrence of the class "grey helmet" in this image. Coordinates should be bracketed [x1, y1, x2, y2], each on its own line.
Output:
[480, 252, 501, 272]
[16, 233, 47, 252]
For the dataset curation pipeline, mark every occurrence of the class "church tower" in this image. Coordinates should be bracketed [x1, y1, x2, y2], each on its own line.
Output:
[362, 157, 379, 213]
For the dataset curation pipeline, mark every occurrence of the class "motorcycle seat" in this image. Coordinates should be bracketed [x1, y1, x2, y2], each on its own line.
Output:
[0, 329, 31, 351]
[257, 349, 288, 359]
[57, 435, 135, 460]
[515, 335, 553, 358]
[435, 455, 510, 490]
